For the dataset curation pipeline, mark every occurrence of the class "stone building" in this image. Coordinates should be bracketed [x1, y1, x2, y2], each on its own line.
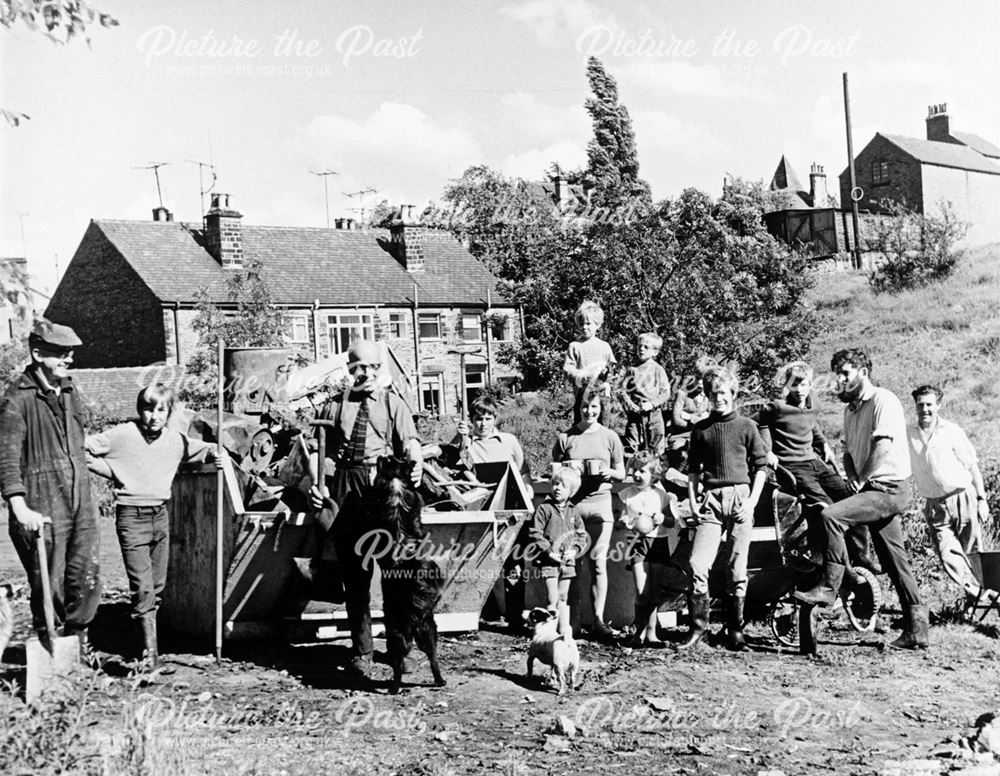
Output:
[46, 195, 522, 417]
[839, 104, 1000, 245]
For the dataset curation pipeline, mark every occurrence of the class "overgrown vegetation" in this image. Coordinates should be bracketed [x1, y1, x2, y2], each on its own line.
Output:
[867, 199, 970, 294]
[181, 258, 290, 408]
[809, 243, 1000, 551]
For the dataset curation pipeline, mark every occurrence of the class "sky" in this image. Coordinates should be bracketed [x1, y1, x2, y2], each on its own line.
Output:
[2, 0, 998, 296]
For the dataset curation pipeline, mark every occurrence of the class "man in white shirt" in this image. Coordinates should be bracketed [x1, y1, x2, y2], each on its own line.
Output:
[907, 384, 987, 599]
[796, 349, 926, 649]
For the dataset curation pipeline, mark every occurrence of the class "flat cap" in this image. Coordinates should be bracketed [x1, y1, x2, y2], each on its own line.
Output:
[28, 318, 82, 349]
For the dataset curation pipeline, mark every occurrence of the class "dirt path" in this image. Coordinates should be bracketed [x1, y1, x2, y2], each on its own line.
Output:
[2, 516, 999, 775]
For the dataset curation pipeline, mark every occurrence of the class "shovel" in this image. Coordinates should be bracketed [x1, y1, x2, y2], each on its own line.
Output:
[26, 527, 80, 706]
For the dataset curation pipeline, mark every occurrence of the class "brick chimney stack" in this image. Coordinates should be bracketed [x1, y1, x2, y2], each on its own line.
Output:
[205, 193, 243, 269]
[389, 204, 426, 273]
[152, 206, 174, 222]
[809, 163, 828, 207]
[926, 103, 951, 142]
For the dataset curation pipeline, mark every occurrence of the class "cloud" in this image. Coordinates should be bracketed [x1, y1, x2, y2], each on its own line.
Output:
[497, 91, 590, 144]
[499, 0, 619, 48]
[612, 59, 741, 98]
[866, 60, 955, 87]
[499, 139, 588, 179]
[632, 110, 728, 159]
[303, 103, 483, 204]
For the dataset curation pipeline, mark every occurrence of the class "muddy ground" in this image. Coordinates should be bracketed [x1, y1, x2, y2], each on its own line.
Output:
[2, 515, 999, 776]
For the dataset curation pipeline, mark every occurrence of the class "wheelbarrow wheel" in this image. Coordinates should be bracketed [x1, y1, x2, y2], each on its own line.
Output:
[841, 566, 881, 632]
[768, 598, 800, 647]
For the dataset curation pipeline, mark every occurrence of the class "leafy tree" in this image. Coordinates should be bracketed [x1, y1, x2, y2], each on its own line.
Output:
[181, 259, 289, 407]
[0, 259, 32, 390]
[500, 179, 817, 396]
[867, 199, 970, 294]
[1, 0, 118, 126]
[582, 56, 651, 210]
[441, 165, 578, 283]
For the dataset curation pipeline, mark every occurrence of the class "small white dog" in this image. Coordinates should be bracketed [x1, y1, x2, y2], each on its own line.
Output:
[526, 608, 579, 695]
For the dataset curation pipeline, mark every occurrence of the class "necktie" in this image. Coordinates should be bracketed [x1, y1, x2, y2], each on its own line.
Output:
[346, 396, 370, 463]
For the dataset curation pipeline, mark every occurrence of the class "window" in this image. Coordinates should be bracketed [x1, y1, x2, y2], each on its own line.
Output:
[326, 313, 373, 355]
[871, 160, 889, 185]
[418, 313, 441, 340]
[286, 313, 310, 345]
[388, 312, 407, 338]
[464, 364, 487, 411]
[490, 314, 513, 342]
[461, 313, 483, 342]
[420, 373, 444, 416]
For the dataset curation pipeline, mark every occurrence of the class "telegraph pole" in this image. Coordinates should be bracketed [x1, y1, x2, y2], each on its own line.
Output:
[843, 73, 863, 270]
[309, 169, 339, 227]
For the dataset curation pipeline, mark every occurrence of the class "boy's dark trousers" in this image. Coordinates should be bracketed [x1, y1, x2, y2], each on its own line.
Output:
[115, 504, 169, 618]
[624, 409, 664, 455]
[783, 458, 874, 564]
[820, 479, 921, 606]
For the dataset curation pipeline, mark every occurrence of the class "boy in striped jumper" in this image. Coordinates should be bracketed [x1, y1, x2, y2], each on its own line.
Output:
[681, 366, 768, 651]
[86, 384, 218, 665]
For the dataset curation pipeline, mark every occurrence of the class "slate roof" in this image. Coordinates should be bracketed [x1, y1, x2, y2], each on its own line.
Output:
[879, 134, 1000, 175]
[91, 219, 509, 307]
[952, 131, 1000, 159]
[769, 156, 806, 194]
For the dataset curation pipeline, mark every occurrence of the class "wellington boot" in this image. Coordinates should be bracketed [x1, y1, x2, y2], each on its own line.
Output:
[676, 593, 710, 650]
[888, 604, 929, 650]
[140, 614, 159, 668]
[725, 595, 746, 651]
[794, 563, 846, 607]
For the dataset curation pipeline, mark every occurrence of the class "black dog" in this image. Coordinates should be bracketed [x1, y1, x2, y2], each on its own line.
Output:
[368, 457, 446, 694]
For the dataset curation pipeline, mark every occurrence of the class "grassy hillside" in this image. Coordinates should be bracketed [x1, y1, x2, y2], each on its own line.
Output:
[806, 243, 1000, 558]
[806, 243, 1000, 475]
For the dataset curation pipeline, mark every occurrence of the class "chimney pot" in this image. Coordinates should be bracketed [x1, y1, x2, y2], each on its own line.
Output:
[205, 192, 243, 269]
[808, 162, 828, 207]
[926, 102, 952, 142]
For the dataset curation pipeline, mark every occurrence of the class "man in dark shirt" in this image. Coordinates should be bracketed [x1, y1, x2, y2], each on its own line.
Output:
[0, 319, 100, 646]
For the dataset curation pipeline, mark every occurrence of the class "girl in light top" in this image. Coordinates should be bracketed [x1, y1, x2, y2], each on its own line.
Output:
[552, 390, 626, 639]
[620, 451, 678, 647]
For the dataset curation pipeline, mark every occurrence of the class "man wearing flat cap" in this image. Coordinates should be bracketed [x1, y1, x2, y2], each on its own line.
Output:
[0, 319, 101, 646]
[310, 339, 423, 678]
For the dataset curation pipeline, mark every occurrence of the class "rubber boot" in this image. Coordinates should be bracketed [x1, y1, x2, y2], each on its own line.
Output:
[725, 595, 746, 652]
[676, 593, 710, 650]
[888, 604, 929, 650]
[140, 614, 159, 668]
[794, 563, 846, 607]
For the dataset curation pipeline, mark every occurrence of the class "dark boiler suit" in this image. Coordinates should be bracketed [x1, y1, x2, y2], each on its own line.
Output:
[0, 368, 100, 633]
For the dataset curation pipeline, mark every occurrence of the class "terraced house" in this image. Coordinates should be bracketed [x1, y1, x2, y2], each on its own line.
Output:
[46, 195, 522, 417]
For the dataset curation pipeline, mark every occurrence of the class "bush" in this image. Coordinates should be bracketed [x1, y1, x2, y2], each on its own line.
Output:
[868, 200, 970, 293]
